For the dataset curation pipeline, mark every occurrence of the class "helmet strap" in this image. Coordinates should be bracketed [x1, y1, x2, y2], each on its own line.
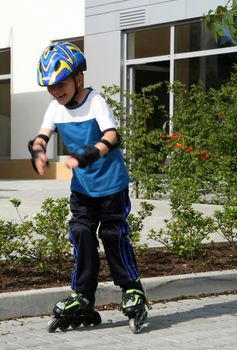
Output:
[65, 75, 80, 107]
[71, 77, 79, 103]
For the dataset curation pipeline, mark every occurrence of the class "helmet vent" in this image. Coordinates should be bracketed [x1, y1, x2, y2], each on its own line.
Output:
[55, 60, 61, 71]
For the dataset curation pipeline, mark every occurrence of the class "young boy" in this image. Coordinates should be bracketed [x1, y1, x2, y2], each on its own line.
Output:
[28, 41, 148, 333]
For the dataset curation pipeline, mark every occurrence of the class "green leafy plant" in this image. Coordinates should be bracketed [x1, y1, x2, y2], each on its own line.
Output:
[0, 197, 152, 273]
[148, 206, 216, 260]
[0, 220, 20, 261]
[204, 0, 237, 42]
[148, 69, 237, 256]
[127, 201, 154, 251]
[102, 76, 237, 258]
[102, 84, 168, 199]
[1, 197, 72, 275]
[214, 204, 237, 246]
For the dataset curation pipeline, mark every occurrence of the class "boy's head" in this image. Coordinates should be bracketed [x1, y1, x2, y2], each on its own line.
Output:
[37, 41, 86, 105]
[37, 41, 86, 87]
[46, 73, 84, 105]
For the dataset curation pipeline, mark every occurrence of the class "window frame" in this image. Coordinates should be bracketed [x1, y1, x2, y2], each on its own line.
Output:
[122, 19, 237, 133]
[0, 47, 11, 161]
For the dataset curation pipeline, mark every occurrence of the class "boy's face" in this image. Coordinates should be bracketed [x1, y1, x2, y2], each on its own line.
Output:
[47, 76, 75, 105]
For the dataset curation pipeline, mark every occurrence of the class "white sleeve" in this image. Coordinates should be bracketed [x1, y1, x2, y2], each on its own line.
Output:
[40, 100, 57, 131]
[92, 93, 117, 132]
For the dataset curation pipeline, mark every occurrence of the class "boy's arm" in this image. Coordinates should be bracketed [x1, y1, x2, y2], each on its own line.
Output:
[64, 129, 120, 169]
[95, 129, 119, 156]
[28, 128, 53, 175]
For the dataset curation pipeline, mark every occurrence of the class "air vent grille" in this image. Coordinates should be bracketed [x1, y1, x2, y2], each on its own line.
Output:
[119, 8, 146, 28]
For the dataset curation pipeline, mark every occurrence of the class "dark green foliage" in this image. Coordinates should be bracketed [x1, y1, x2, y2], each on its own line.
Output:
[102, 84, 168, 199]
[204, 0, 237, 41]
[127, 201, 154, 251]
[1, 197, 71, 275]
[0, 197, 153, 270]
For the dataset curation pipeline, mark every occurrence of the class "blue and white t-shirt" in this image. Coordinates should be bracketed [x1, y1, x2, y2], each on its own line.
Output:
[41, 89, 129, 197]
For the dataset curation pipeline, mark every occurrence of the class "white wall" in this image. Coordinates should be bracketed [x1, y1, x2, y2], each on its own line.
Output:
[186, 0, 227, 18]
[0, 0, 85, 94]
[85, 31, 121, 92]
[0, 0, 85, 159]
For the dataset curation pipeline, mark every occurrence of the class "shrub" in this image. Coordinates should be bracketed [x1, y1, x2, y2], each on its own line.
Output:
[127, 201, 154, 251]
[6, 197, 71, 275]
[148, 206, 216, 260]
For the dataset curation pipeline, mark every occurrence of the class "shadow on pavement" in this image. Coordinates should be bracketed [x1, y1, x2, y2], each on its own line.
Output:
[145, 299, 237, 332]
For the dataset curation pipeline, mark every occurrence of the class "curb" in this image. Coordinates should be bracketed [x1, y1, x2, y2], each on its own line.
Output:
[0, 269, 236, 321]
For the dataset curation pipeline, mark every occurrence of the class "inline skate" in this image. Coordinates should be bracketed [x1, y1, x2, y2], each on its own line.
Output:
[47, 293, 101, 332]
[120, 289, 151, 334]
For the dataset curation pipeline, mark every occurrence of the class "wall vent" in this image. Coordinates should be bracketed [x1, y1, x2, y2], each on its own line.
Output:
[119, 8, 146, 29]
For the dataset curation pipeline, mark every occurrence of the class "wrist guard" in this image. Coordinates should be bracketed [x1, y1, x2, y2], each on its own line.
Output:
[28, 140, 47, 174]
[35, 134, 49, 144]
[71, 146, 100, 168]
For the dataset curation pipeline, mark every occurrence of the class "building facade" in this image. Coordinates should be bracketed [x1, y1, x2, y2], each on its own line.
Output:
[0, 0, 234, 179]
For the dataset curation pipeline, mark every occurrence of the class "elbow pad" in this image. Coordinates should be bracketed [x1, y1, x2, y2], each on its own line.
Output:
[99, 131, 121, 151]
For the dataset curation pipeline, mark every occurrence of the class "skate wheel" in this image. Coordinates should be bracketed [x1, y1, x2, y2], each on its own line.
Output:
[83, 311, 101, 327]
[92, 311, 102, 325]
[47, 317, 60, 333]
[71, 320, 82, 329]
[59, 321, 70, 331]
[129, 318, 139, 334]
[129, 311, 147, 334]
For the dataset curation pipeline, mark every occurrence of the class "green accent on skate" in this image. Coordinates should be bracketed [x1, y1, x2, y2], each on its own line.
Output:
[64, 293, 82, 310]
[65, 301, 80, 310]
[121, 289, 152, 310]
[121, 289, 141, 308]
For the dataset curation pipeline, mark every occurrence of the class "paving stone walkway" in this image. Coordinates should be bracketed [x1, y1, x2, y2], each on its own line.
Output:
[0, 294, 236, 350]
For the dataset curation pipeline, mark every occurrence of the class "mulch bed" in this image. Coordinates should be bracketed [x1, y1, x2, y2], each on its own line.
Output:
[1, 242, 236, 293]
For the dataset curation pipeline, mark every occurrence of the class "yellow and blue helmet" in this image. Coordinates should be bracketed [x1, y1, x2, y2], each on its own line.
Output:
[37, 41, 86, 86]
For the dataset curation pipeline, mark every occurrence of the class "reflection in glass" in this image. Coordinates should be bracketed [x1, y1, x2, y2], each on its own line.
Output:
[0, 49, 10, 75]
[175, 21, 237, 54]
[127, 27, 170, 59]
[134, 61, 170, 131]
[174, 52, 237, 90]
[0, 80, 10, 157]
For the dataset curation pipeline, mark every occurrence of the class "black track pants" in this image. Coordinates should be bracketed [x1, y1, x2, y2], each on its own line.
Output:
[68, 187, 139, 297]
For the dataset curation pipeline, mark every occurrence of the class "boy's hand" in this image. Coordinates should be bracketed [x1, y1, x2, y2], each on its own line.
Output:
[28, 140, 49, 175]
[64, 156, 79, 169]
[65, 146, 100, 169]
[34, 151, 49, 175]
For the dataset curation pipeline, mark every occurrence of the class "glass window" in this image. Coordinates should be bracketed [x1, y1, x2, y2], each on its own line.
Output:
[175, 21, 237, 54]
[0, 79, 10, 158]
[53, 37, 84, 53]
[57, 132, 69, 156]
[0, 48, 10, 75]
[127, 27, 170, 59]
[174, 52, 237, 90]
[70, 38, 84, 53]
[134, 61, 170, 131]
